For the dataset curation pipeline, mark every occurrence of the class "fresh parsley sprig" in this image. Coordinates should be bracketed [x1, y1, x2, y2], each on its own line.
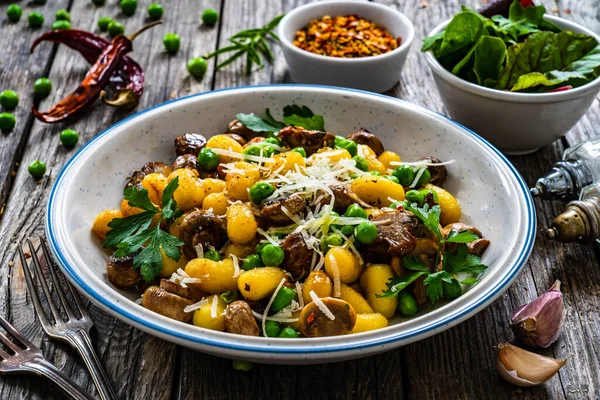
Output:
[104, 177, 184, 282]
[236, 104, 326, 135]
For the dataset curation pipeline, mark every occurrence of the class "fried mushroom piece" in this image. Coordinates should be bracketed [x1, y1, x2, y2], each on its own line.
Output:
[368, 210, 420, 256]
[312, 184, 370, 213]
[280, 232, 313, 280]
[222, 133, 247, 146]
[179, 209, 226, 259]
[159, 279, 206, 302]
[125, 161, 171, 189]
[172, 154, 199, 172]
[106, 253, 142, 289]
[142, 286, 193, 322]
[260, 193, 306, 225]
[227, 119, 259, 139]
[299, 298, 357, 337]
[224, 301, 260, 336]
[243, 136, 266, 148]
[418, 156, 447, 186]
[174, 133, 207, 156]
[346, 128, 384, 156]
[442, 223, 490, 256]
[278, 126, 335, 156]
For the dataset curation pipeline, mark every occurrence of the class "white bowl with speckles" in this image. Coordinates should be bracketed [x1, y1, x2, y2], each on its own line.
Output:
[46, 85, 535, 364]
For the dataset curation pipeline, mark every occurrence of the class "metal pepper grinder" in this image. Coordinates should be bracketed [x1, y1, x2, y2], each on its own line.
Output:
[545, 182, 600, 244]
[530, 138, 600, 201]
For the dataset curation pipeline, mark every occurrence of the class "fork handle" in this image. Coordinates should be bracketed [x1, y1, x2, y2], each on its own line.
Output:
[23, 357, 95, 400]
[65, 329, 119, 400]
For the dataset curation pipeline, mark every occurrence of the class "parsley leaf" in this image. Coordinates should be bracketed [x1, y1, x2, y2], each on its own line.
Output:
[376, 272, 426, 299]
[460, 277, 479, 285]
[404, 256, 430, 272]
[124, 186, 159, 213]
[403, 202, 442, 242]
[423, 271, 453, 303]
[283, 114, 325, 131]
[283, 105, 314, 118]
[161, 177, 182, 222]
[264, 108, 286, 129]
[104, 211, 155, 248]
[443, 244, 488, 275]
[445, 229, 478, 243]
[235, 112, 280, 133]
[236, 105, 326, 133]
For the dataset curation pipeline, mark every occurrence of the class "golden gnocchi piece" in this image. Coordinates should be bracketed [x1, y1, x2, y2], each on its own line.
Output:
[425, 183, 462, 225]
[226, 203, 258, 244]
[302, 271, 333, 305]
[193, 295, 227, 331]
[360, 264, 397, 319]
[350, 313, 388, 334]
[358, 144, 387, 174]
[168, 168, 206, 210]
[206, 134, 244, 163]
[378, 151, 402, 170]
[311, 148, 351, 163]
[202, 192, 229, 216]
[265, 151, 306, 175]
[184, 258, 239, 294]
[225, 161, 261, 202]
[350, 175, 405, 207]
[142, 173, 168, 206]
[92, 209, 122, 241]
[324, 247, 362, 284]
[237, 267, 286, 301]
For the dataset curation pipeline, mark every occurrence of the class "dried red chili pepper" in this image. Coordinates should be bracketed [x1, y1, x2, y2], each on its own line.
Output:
[32, 21, 160, 123]
[31, 29, 144, 110]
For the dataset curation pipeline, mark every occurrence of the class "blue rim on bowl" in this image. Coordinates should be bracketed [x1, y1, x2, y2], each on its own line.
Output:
[46, 84, 536, 359]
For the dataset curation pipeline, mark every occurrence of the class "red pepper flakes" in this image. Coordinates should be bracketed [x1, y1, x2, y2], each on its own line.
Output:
[307, 312, 315, 324]
[293, 15, 400, 58]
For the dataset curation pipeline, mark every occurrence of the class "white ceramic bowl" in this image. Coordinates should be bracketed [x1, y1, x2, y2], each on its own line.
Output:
[278, 1, 414, 93]
[425, 15, 600, 155]
[46, 85, 535, 364]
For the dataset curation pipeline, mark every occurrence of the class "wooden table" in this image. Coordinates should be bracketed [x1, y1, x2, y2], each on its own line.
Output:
[0, 0, 598, 398]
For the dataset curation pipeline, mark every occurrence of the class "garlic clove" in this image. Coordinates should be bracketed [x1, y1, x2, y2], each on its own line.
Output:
[511, 280, 564, 348]
[497, 343, 567, 387]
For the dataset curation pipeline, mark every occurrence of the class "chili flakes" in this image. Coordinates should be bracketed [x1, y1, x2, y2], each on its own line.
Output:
[293, 15, 400, 58]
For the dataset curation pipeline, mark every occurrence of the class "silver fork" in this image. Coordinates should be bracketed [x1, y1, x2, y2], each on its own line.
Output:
[0, 314, 94, 400]
[19, 238, 118, 400]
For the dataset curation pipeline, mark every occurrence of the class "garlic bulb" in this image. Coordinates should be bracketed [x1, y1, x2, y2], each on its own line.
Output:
[511, 280, 564, 348]
[497, 343, 566, 387]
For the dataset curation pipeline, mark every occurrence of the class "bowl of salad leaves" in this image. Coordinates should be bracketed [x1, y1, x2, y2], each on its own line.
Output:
[422, 0, 600, 155]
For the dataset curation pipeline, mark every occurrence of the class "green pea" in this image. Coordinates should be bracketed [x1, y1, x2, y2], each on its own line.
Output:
[397, 291, 418, 317]
[204, 249, 222, 261]
[370, 171, 381, 176]
[108, 21, 125, 37]
[52, 20, 71, 31]
[405, 190, 424, 206]
[354, 221, 378, 244]
[242, 254, 263, 271]
[243, 143, 274, 159]
[255, 242, 268, 255]
[264, 320, 281, 337]
[416, 168, 431, 187]
[33, 78, 52, 97]
[28, 12, 44, 29]
[291, 147, 306, 158]
[344, 204, 367, 219]
[392, 165, 415, 187]
[197, 147, 219, 170]
[0, 90, 19, 110]
[201, 8, 219, 26]
[0, 112, 16, 132]
[92, 0, 106, 6]
[335, 138, 357, 157]
[420, 189, 438, 203]
[352, 156, 368, 172]
[271, 286, 297, 313]
[260, 244, 284, 266]
[443, 279, 463, 300]
[98, 17, 112, 31]
[384, 175, 400, 184]
[340, 225, 355, 237]
[59, 129, 79, 147]
[334, 135, 345, 147]
[55, 8, 71, 21]
[147, 3, 164, 20]
[264, 137, 282, 146]
[120, 0, 137, 16]
[220, 290, 238, 304]
[187, 57, 208, 79]
[231, 360, 253, 371]
[6, 5, 22, 23]
[28, 160, 46, 178]
[278, 327, 300, 338]
[249, 182, 274, 205]
[322, 233, 343, 253]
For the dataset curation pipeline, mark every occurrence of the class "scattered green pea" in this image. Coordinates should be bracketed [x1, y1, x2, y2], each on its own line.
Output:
[264, 137, 282, 146]
[147, 3, 164, 20]
[92, 0, 106, 6]
[241, 254, 263, 271]
[201, 8, 219, 26]
[397, 292, 418, 317]
[264, 320, 281, 337]
[59, 129, 79, 147]
[384, 175, 400, 184]
[231, 360, 253, 371]
[34, 78, 52, 96]
[0, 90, 19, 110]
[416, 168, 431, 187]
[335, 138, 357, 157]
[162, 32, 180, 54]
[291, 147, 306, 158]
[354, 221, 378, 244]
[271, 286, 297, 313]
[260, 244, 284, 266]
[249, 181, 274, 205]
[220, 290, 238, 304]
[278, 327, 300, 338]
[98, 17, 112, 31]
[0, 112, 16, 132]
[196, 147, 220, 171]
[255, 242, 268, 255]
[243, 143, 274, 158]
[344, 204, 367, 219]
[52, 20, 71, 31]
[55, 9, 71, 21]
[352, 155, 368, 172]
[322, 233, 343, 253]
[204, 249, 222, 261]
[187, 57, 208, 79]
[28, 12, 44, 29]
[443, 279, 463, 300]
[405, 189, 424, 205]
[392, 165, 415, 187]
[340, 225, 355, 237]
[120, 0, 137, 16]
[370, 171, 381, 176]
[6, 5, 22, 23]
[28, 160, 46, 178]
[108, 21, 125, 37]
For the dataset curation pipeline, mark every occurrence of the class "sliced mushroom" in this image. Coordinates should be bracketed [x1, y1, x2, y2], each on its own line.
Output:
[125, 161, 171, 190]
[222, 133, 247, 146]
[141, 286, 193, 322]
[106, 253, 142, 289]
[179, 209, 226, 259]
[409, 238, 439, 257]
[299, 297, 357, 337]
[280, 232, 313, 280]
[174, 133, 207, 156]
[419, 156, 447, 186]
[171, 154, 199, 173]
[346, 128, 384, 156]
[313, 184, 370, 213]
[227, 119, 259, 139]
[443, 223, 490, 256]
[260, 193, 306, 224]
[224, 301, 260, 336]
[159, 279, 206, 301]
[278, 126, 335, 156]
[442, 223, 483, 238]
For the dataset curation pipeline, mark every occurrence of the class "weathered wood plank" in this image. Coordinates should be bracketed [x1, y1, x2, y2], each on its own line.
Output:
[0, 1, 220, 399]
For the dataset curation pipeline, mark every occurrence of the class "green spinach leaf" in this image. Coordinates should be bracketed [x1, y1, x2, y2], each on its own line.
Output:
[474, 35, 507, 86]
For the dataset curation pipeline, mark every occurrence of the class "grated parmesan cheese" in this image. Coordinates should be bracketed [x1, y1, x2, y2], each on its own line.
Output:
[309, 290, 336, 320]
[326, 253, 342, 298]
[295, 282, 305, 310]
[194, 243, 204, 259]
[261, 278, 287, 336]
[410, 167, 426, 188]
[184, 297, 208, 313]
[211, 295, 219, 319]
[230, 254, 242, 277]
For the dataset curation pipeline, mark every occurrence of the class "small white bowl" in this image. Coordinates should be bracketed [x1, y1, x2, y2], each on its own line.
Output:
[278, 0, 414, 93]
[425, 15, 600, 155]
